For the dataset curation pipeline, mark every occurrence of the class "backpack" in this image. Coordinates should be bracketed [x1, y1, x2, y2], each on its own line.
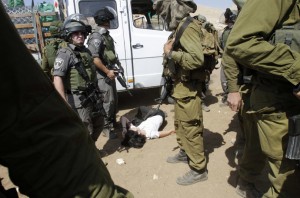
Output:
[199, 21, 222, 72]
[43, 38, 67, 72]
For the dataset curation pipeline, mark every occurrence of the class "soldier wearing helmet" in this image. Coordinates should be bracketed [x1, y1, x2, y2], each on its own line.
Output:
[41, 20, 67, 79]
[53, 16, 104, 143]
[225, 0, 300, 197]
[154, 0, 209, 186]
[87, 6, 119, 139]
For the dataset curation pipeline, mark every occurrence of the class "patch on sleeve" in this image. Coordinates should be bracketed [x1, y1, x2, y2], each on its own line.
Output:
[54, 58, 64, 69]
[93, 39, 101, 48]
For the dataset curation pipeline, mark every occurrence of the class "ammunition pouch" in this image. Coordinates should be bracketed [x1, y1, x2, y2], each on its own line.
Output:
[286, 114, 300, 160]
[177, 67, 206, 82]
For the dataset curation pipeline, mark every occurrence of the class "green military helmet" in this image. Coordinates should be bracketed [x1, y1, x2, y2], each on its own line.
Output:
[232, 0, 247, 10]
[49, 20, 63, 37]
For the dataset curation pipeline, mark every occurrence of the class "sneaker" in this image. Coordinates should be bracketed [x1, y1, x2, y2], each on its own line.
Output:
[176, 169, 208, 186]
[202, 103, 210, 112]
[236, 178, 262, 198]
[166, 150, 188, 164]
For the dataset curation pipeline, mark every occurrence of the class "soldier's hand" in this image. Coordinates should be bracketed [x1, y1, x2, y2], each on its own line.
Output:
[164, 38, 175, 55]
[293, 90, 300, 100]
[227, 92, 242, 112]
[107, 70, 116, 80]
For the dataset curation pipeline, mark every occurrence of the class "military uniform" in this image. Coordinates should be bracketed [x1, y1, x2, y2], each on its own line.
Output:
[53, 44, 103, 141]
[227, 0, 300, 197]
[1, 4, 133, 197]
[169, 17, 207, 174]
[88, 26, 118, 135]
[223, 51, 266, 186]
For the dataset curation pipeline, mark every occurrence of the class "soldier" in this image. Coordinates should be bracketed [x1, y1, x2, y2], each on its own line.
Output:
[226, 0, 300, 197]
[223, 1, 266, 198]
[87, 6, 119, 139]
[219, 8, 237, 105]
[53, 15, 104, 142]
[41, 20, 66, 80]
[0, 3, 133, 197]
[154, 0, 208, 185]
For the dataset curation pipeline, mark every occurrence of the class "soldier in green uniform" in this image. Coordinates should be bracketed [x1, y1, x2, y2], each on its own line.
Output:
[154, 0, 208, 185]
[223, 3, 266, 198]
[87, 7, 119, 139]
[0, 3, 133, 197]
[41, 20, 66, 80]
[226, 0, 300, 197]
[53, 15, 103, 142]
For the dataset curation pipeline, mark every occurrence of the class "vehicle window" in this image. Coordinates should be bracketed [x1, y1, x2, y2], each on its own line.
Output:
[78, 0, 118, 29]
[131, 0, 165, 30]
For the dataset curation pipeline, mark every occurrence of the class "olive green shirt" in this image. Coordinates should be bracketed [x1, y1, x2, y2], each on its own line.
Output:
[222, 50, 240, 92]
[169, 17, 205, 98]
[226, 0, 300, 86]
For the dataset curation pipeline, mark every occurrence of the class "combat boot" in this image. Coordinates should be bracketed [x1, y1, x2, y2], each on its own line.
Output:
[236, 177, 262, 198]
[166, 149, 188, 164]
[176, 169, 208, 185]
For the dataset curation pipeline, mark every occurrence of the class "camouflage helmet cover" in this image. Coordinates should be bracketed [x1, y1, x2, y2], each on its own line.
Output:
[49, 20, 63, 37]
[154, 0, 197, 31]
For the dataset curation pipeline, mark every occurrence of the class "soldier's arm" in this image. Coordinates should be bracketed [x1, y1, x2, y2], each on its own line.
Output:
[88, 35, 116, 80]
[226, 0, 300, 86]
[53, 76, 66, 101]
[171, 21, 205, 70]
[223, 49, 242, 112]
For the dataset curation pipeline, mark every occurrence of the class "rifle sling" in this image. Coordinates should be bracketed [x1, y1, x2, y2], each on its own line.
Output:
[173, 16, 193, 48]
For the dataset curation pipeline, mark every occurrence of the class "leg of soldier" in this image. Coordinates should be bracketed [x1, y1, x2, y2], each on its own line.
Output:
[220, 64, 228, 105]
[250, 85, 300, 197]
[0, 5, 133, 197]
[174, 89, 207, 185]
[236, 86, 266, 198]
[97, 75, 117, 139]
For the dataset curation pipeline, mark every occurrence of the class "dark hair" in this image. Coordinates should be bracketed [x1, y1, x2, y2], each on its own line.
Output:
[121, 130, 146, 148]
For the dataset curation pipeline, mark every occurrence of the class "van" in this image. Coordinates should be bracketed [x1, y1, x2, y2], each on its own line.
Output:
[65, 0, 171, 92]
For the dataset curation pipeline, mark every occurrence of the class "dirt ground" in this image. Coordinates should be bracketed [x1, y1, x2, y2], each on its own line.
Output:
[0, 61, 270, 198]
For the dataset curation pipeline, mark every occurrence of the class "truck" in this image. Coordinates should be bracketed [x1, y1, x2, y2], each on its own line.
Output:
[60, 0, 172, 92]
[6, 0, 171, 93]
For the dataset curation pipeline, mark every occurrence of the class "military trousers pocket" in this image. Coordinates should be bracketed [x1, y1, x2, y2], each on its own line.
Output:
[257, 112, 288, 160]
[174, 95, 202, 122]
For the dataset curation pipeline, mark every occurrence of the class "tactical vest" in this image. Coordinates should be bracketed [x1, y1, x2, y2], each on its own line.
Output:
[101, 33, 118, 66]
[63, 48, 96, 91]
[269, 1, 300, 52]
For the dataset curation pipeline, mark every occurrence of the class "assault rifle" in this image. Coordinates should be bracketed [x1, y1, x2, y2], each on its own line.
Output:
[155, 76, 174, 109]
[106, 63, 133, 96]
[78, 82, 107, 118]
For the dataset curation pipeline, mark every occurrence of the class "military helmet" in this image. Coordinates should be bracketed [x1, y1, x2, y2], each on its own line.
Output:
[49, 20, 63, 37]
[94, 6, 116, 25]
[63, 14, 91, 41]
[224, 8, 237, 23]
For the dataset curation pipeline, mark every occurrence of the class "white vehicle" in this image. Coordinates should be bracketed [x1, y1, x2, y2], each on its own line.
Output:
[65, 0, 171, 92]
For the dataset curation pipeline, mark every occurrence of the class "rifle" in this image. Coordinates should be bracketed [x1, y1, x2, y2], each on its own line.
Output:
[78, 82, 107, 118]
[70, 48, 106, 117]
[155, 76, 174, 110]
[106, 62, 133, 96]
